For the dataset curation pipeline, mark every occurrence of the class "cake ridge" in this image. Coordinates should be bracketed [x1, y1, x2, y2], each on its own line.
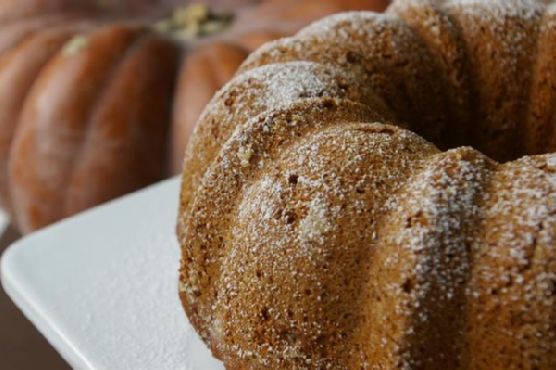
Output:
[445, 0, 544, 161]
[371, 146, 492, 368]
[387, 0, 475, 149]
[525, 7, 556, 154]
[464, 153, 556, 368]
[179, 98, 384, 344]
[209, 121, 441, 368]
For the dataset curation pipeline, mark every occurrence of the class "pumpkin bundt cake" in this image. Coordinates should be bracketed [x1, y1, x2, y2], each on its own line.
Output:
[177, 0, 556, 368]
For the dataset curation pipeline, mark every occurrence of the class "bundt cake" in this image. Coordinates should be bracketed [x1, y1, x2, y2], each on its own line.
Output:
[177, 0, 556, 368]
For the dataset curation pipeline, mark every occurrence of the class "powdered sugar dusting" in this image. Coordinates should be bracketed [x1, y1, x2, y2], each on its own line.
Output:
[297, 194, 335, 246]
[371, 147, 490, 368]
[178, 0, 556, 368]
[463, 154, 556, 367]
[449, 0, 543, 19]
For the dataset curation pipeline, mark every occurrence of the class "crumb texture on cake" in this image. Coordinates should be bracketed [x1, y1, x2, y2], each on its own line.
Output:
[177, 1, 556, 368]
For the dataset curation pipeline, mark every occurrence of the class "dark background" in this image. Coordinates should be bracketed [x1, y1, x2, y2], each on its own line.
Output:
[0, 227, 70, 369]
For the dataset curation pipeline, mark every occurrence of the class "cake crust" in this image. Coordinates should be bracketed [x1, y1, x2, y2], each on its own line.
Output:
[177, 1, 556, 368]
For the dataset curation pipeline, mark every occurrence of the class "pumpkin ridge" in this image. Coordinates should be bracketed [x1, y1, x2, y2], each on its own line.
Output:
[62, 31, 179, 216]
[0, 25, 89, 213]
[61, 27, 147, 216]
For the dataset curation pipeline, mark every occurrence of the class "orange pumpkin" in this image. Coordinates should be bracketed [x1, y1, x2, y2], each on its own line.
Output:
[0, 0, 390, 233]
[9, 25, 179, 233]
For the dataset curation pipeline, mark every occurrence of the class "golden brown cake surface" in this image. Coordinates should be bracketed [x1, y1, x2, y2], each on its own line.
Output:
[177, 1, 556, 368]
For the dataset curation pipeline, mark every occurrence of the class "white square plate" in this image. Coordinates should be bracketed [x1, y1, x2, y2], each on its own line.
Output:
[0, 178, 223, 370]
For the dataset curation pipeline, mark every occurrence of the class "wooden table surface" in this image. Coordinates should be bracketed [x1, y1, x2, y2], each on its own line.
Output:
[0, 225, 70, 370]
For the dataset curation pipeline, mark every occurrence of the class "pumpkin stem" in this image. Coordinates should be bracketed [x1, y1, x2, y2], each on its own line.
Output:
[153, 3, 234, 40]
[61, 35, 89, 56]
